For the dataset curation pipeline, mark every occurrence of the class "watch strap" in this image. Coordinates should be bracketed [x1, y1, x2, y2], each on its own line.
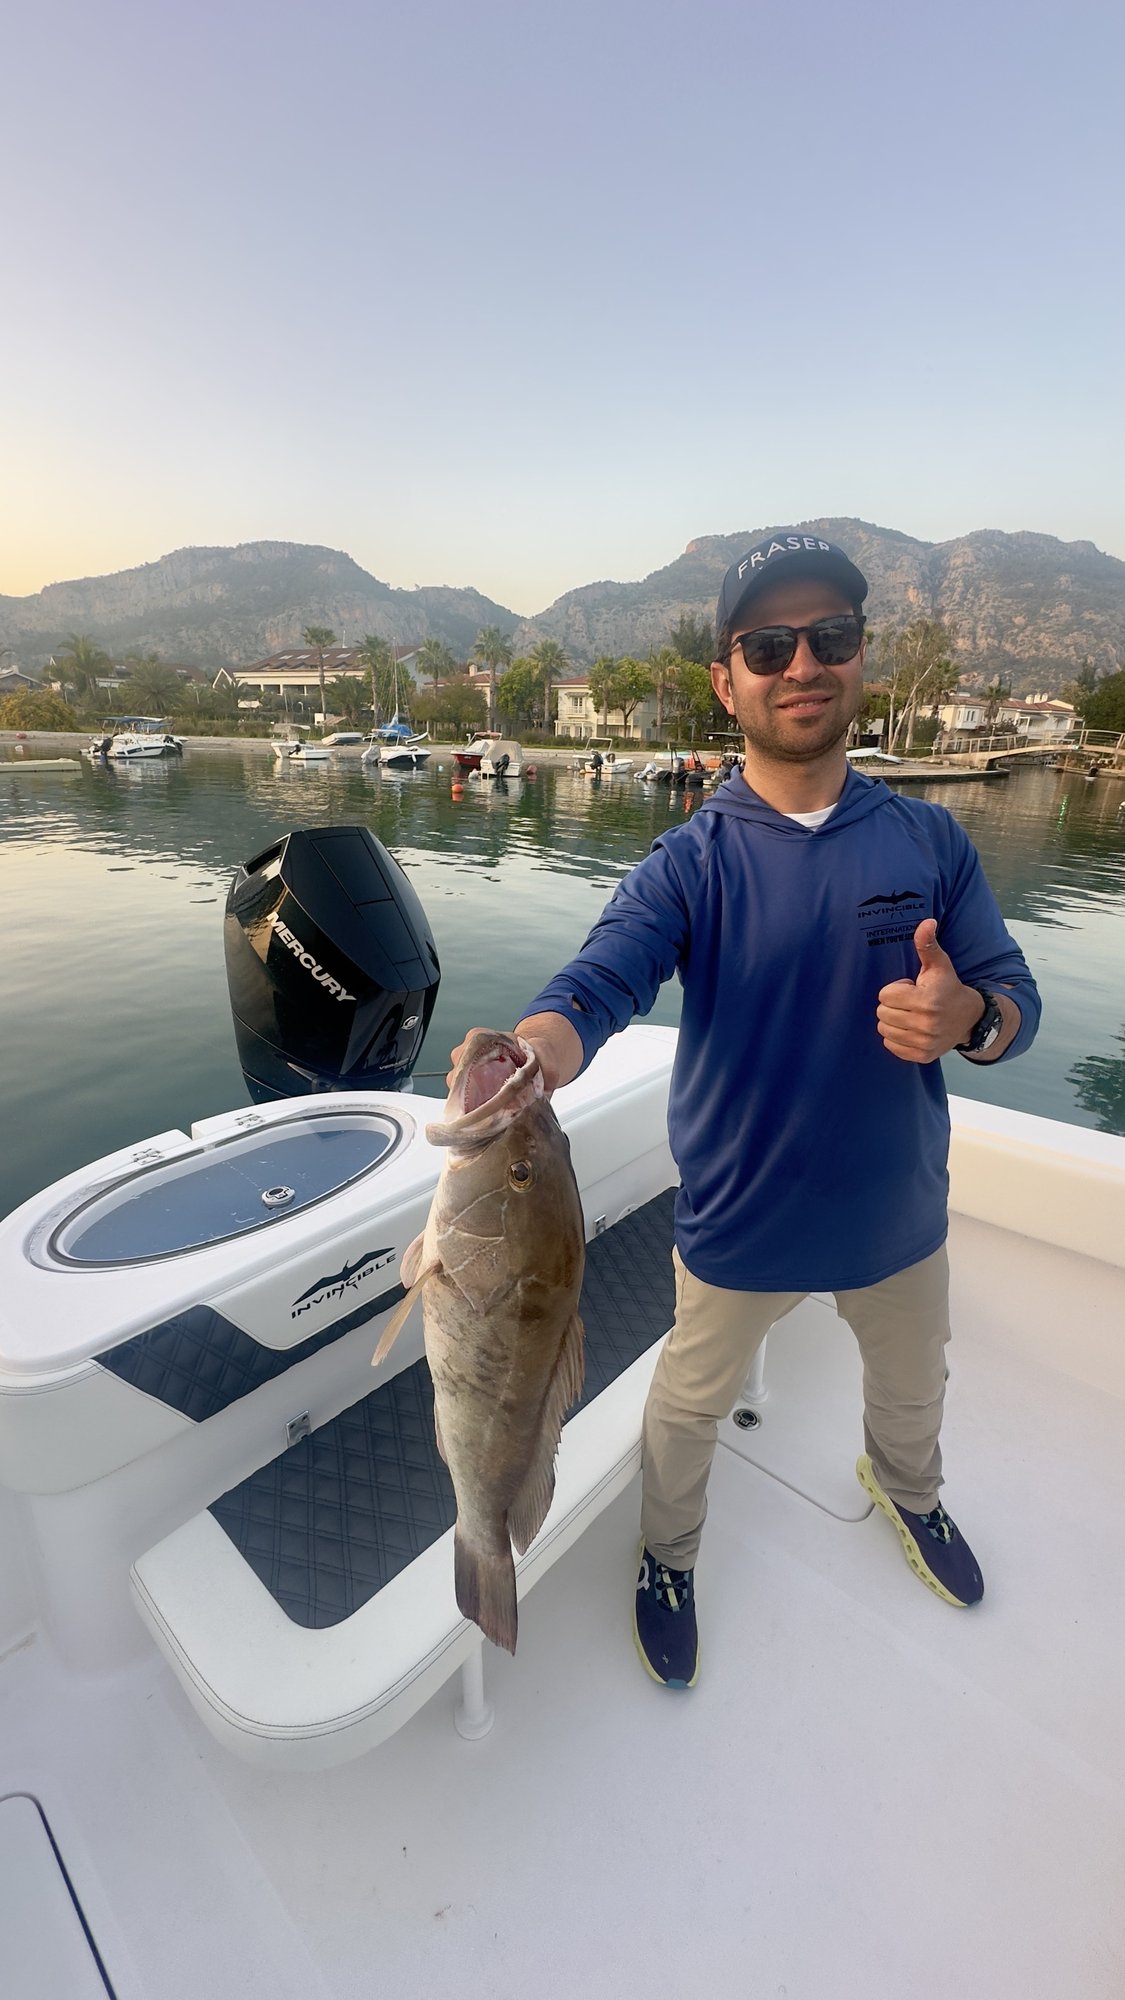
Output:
[956, 987, 1003, 1054]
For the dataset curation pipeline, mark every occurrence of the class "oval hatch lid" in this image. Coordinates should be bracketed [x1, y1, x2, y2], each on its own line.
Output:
[47, 1110, 403, 1267]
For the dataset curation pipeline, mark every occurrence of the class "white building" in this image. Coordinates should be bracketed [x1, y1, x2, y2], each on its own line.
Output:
[213, 649, 419, 707]
[553, 679, 660, 742]
[938, 691, 1076, 743]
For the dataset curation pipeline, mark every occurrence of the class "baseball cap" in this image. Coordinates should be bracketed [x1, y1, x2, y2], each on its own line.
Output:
[716, 532, 869, 655]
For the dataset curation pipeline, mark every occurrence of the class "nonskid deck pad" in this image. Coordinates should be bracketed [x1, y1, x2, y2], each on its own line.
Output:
[210, 1190, 677, 1628]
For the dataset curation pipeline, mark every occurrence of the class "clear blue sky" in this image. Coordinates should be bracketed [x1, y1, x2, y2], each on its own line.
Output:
[3, 0, 1123, 614]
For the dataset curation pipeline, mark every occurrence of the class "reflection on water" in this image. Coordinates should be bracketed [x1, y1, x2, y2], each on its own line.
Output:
[0, 755, 1122, 1215]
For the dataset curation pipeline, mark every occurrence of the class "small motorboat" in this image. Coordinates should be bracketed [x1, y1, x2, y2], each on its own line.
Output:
[87, 717, 184, 761]
[478, 739, 523, 779]
[453, 732, 503, 773]
[374, 735, 431, 769]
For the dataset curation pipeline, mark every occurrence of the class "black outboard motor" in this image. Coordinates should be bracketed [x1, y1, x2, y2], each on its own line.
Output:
[224, 825, 440, 1102]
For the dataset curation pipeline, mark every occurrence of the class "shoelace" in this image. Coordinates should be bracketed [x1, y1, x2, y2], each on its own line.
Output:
[918, 1505, 955, 1545]
[654, 1562, 693, 1613]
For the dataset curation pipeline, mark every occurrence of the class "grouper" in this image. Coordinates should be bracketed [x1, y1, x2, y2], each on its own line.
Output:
[373, 1030, 586, 1653]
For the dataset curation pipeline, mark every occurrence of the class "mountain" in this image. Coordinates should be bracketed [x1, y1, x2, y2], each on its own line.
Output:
[3, 522, 1123, 691]
[512, 519, 1125, 690]
[0, 542, 519, 670]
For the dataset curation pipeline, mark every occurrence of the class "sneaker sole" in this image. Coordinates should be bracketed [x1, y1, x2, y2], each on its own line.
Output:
[632, 1542, 700, 1689]
[856, 1455, 974, 1609]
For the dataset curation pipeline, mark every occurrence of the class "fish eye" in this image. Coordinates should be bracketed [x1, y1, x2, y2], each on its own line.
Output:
[507, 1161, 534, 1190]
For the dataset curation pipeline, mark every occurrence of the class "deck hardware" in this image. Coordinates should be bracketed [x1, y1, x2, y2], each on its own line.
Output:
[733, 1407, 760, 1431]
[286, 1411, 311, 1448]
[594, 1215, 607, 1235]
[261, 1184, 296, 1207]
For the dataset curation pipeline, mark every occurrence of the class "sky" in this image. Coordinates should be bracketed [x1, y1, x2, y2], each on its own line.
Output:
[3, 0, 1124, 617]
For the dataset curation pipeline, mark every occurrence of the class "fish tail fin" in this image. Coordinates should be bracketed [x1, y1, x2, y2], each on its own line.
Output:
[454, 1528, 518, 1655]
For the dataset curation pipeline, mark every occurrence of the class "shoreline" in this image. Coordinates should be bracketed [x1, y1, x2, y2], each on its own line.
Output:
[3, 731, 1119, 786]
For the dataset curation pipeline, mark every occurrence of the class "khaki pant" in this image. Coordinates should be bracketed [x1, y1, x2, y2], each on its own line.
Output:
[641, 1244, 951, 1568]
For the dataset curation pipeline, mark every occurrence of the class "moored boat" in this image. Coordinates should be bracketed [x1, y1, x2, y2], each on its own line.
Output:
[453, 731, 503, 772]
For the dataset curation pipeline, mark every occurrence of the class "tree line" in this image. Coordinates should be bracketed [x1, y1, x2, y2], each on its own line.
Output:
[5, 616, 1123, 745]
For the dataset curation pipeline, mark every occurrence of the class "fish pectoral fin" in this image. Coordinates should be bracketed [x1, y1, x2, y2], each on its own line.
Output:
[399, 1231, 428, 1288]
[507, 1310, 586, 1557]
[371, 1263, 441, 1367]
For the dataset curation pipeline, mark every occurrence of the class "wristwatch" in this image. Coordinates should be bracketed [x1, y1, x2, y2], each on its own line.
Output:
[956, 987, 1004, 1055]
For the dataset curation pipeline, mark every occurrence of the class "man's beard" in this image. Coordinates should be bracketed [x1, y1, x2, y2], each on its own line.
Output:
[731, 680, 861, 763]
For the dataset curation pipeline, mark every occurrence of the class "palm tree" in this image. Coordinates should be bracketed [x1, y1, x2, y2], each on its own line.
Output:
[302, 625, 337, 731]
[530, 639, 567, 735]
[418, 637, 457, 682]
[57, 633, 113, 705]
[473, 625, 514, 730]
[119, 659, 185, 713]
[357, 634, 394, 727]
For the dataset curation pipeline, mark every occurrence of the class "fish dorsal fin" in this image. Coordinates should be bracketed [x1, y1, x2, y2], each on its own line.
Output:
[506, 1309, 586, 1557]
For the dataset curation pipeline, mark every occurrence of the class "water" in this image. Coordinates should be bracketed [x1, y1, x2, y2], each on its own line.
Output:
[1, 753, 1122, 1218]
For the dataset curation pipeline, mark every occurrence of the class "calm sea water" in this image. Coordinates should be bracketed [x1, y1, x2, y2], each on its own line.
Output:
[1, 753, 1123, 1218]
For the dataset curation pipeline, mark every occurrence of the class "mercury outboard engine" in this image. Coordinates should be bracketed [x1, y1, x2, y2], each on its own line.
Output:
[224, 825, 440, 1102]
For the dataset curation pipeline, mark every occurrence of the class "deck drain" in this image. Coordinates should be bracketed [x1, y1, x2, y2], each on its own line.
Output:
[261, 1184, 296, 1207]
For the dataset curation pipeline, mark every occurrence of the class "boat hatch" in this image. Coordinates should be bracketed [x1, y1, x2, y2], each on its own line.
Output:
[44, 1111, 403, 1267]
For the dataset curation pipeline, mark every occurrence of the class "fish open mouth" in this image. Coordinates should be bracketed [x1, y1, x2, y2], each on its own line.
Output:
[462, 1041, 528, 1114]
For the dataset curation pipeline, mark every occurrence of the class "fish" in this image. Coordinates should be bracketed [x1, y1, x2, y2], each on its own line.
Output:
[372, 1030, 586, 1653]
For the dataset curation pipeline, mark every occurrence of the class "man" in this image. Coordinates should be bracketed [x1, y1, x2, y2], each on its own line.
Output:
[451, 531, 1041, 1689]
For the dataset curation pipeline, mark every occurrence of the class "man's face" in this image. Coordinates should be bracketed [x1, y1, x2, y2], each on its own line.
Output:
[711, 575, 865, 764]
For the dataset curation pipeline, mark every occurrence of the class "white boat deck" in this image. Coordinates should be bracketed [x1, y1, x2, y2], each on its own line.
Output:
[2, 1203, 1123, 1998]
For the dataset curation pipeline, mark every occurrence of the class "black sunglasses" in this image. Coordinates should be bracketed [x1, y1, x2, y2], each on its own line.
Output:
[730, 613, 865, 676]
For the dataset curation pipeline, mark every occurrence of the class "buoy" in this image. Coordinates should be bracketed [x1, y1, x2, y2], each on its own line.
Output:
[451, 782, 464, 798]
[525, 764, 537, 779]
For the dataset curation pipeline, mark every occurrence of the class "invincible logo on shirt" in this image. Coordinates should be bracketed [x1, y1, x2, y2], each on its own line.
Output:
[856, 887, 927, 948]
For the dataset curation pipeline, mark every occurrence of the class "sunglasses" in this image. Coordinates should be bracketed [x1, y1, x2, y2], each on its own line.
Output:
[730, 613, 865, 676]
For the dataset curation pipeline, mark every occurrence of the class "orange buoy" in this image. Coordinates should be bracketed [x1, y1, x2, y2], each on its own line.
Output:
[524, 763, 537, 779]
[451, 782, 464, 798]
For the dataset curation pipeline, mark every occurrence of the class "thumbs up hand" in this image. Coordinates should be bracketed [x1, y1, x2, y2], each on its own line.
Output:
[876, 919, 985, 1064]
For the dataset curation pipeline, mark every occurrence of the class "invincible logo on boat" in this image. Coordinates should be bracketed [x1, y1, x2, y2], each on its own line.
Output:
[856, 887, 927, 948]
[291, 1247, 396, 1319]
[267, 911, 355, 1003]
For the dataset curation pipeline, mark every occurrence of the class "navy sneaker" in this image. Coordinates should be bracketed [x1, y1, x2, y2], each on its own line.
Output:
[633, 1545, 700, 1687]
[857, 1455, 984, 1607]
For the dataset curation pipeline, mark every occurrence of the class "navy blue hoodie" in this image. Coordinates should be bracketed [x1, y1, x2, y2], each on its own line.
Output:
[524, 768, 1041, 1290]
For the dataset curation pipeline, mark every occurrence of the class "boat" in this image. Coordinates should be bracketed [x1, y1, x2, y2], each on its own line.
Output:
[0, 1009, 1121, 1997]
[86, 716, 184, 761]
[453, 731, 503, 772]
[320, 732, 366, 749]
[476, 738, 523, 779]
[377, 733, 431, 768]
[286, 741, 331, 763]
[364, 663, 431, 767]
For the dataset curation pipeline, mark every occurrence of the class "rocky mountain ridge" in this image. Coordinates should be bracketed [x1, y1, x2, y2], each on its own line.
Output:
[3, 522, 1123, 691]
[0, 543, 518, 671]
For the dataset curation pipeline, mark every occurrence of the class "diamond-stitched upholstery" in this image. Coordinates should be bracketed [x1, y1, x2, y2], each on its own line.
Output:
[211, 1189, 677, 1628]
[97, 1284, 406, 1424]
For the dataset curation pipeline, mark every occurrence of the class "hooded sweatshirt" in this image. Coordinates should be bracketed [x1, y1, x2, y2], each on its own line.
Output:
[524, 767, 1041, 1291]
